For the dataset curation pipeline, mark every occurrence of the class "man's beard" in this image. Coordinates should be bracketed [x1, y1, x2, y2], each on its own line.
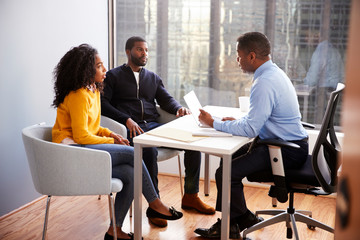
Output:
[131, 53, 147, 66]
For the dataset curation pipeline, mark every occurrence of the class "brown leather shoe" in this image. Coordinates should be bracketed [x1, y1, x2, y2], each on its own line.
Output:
[148, 217, 168, 227]
[181, 193, 215, 215]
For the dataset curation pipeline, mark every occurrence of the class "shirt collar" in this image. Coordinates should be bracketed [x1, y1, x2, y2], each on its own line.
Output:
[253, 59, 273, 80]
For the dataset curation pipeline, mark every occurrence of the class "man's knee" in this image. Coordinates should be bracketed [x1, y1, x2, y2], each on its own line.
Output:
[184, 150, 201, 159]
[184, 151, 201, 170]
[143, 147, 158, 161]
[215, 166, 223, 182]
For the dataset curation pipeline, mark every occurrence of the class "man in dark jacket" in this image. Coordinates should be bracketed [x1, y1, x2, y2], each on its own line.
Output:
[101, 36, 215, 228]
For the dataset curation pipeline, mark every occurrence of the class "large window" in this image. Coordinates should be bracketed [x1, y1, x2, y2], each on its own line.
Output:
[113, 0, 350, 127]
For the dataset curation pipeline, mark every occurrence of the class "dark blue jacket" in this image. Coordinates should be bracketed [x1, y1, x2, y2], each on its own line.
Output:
[101, 64, 181, 125]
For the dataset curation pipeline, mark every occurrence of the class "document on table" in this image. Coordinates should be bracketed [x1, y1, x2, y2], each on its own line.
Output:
[146, 127, 207, 142]
[191, 128, 232, 137]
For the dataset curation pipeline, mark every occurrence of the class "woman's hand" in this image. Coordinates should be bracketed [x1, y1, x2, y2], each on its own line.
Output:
[110, 132, 130, 146]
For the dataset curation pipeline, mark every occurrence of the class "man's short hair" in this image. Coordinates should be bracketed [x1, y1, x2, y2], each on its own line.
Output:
[237, 32, 271, 59]
[125, 36, 146, 51]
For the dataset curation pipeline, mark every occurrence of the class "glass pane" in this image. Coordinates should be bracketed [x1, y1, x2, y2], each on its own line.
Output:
[114, 0, 350, 128]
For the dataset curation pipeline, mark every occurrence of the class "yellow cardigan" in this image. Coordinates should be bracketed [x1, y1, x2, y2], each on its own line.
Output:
[52, 88, 114, 144]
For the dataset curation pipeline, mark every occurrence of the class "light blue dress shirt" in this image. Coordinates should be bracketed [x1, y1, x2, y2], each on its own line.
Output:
[213, 60, 308, 141]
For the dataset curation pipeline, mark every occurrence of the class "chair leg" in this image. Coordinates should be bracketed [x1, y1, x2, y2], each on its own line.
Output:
[98, 195, 101, 200]
[177, 155, 184, 197]
[42, 195, 51, 240]
[256, 209, 285, 216]
[294, 212, 334, 233]
[108, 193, 118, 240]
[289, 214, 300, 240]
[296, 209, 312, 217]
[243, 212, 288, 239]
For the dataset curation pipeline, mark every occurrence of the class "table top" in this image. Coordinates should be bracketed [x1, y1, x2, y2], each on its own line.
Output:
[133, 106, 250, 156]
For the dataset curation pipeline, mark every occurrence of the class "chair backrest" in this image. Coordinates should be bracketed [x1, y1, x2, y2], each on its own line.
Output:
[101, 115, 127, 138]
[156, 105, 177, 124]
[311, 83, 344, 193]
[22, 124, 113, 196]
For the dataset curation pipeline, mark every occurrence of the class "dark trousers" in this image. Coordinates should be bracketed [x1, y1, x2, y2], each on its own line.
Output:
[215, 139, 308, 220]
[128, 121, 201, 195]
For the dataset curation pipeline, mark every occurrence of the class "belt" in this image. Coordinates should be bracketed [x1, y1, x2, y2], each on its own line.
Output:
[290, 137, 308, 143]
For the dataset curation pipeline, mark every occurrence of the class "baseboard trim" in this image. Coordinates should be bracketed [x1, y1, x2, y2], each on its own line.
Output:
[0, 195, 46, 220]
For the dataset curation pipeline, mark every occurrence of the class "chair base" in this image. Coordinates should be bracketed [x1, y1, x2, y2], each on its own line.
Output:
[43, 194, 118, 240]
[242, 208, 334, 240]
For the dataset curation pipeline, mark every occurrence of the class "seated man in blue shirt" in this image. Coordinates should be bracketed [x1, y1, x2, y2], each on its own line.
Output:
[195, 32, 309, 239]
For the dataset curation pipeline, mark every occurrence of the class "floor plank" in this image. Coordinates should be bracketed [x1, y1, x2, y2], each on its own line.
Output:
[0, 174, 335, 240]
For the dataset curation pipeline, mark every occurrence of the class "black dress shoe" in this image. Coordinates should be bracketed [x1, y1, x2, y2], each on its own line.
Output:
[194, 218, 241, 239]
[104, 232, 142, 240]
[146, 206, 183, 220]
[236, 210, 264, 231]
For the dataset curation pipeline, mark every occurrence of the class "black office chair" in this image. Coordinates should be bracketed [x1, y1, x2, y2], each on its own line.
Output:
[243, 83, 344, 240]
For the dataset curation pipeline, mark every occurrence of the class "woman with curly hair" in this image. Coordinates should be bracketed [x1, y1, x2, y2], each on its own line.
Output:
[52, 44, 182, 240]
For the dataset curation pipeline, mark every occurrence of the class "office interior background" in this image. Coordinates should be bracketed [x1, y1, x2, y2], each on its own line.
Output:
[0, 0, 352, 225]
[115, 0, 350, 127]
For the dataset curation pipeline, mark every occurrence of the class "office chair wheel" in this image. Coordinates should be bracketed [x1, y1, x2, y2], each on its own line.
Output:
[286, 227, 292, 239]
[307, 224, 316, 230]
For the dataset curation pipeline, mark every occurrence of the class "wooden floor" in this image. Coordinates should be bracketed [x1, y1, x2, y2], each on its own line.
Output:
[0, 174, 336, 240]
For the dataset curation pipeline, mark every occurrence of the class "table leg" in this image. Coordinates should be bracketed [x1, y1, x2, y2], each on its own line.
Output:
[204, 153, 210, 196]
[221, 155, 232, 240]
[134, 143, 143, 240]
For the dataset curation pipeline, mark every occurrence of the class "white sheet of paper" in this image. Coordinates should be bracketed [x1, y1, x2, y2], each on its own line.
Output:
[183, 90, 211, 127]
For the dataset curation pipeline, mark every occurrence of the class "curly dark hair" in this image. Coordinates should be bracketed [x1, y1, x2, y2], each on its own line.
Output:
[52, 44, 104, 108]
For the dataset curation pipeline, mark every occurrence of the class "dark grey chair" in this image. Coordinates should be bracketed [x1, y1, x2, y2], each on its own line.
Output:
[243, 83, 344, 240]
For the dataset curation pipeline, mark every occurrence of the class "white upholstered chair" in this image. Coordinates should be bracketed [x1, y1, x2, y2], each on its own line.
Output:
[22, 123, 122, 240]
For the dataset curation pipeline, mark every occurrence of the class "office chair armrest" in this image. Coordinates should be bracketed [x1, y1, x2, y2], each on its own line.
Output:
[156, 105, 177, 124]
[257, 139, 300, 203]
[257, 139, 300, 149]
[29, 139, 113, 196]
[301, 121, 315, 129]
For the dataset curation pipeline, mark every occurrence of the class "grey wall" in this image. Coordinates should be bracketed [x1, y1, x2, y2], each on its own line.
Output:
[0, 0, 108, 216]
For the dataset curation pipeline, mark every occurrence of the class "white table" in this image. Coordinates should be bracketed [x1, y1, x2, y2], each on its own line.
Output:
[133, 106, 249, 240]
